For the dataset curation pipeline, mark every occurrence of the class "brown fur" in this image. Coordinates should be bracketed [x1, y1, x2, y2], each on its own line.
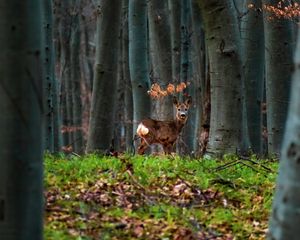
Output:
[136, 96, 192, 154]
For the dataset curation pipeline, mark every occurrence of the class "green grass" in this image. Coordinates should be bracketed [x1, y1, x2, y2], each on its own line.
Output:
[44, 154, 278, 239]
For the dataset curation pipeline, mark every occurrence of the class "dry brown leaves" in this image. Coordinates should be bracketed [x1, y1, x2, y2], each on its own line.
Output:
[44, 171, 233, 239]
[148, 82, 189, 99]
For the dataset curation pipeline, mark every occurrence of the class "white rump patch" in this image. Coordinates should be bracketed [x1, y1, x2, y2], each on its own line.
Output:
[137, 123, 149, 136]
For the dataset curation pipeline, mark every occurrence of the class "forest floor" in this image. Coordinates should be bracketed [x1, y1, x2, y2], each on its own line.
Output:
[44, 154, 278, 240]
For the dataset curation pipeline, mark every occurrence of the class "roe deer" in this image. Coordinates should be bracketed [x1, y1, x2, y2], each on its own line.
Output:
[136, 96, 192, 154]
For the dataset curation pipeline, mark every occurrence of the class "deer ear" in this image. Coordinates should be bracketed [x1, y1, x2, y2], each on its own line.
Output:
[185, 96, 192, 107]
[173, 96, 178, 106]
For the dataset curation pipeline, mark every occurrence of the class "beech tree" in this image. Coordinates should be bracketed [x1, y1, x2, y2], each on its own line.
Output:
[268, 23, 300, 240]
[198, 0, 244, 155]
[0, 1, 44, 239]
[43, 0, 62, 153]
[122, 0, 134, 151]
[128, 0, 151, 132]
[70, 0, 83, 153]
[148, 0, 173, 121]
[263, 0, 294, 155]
[86, 0, 122, 152]
[242, 0, 265, 154]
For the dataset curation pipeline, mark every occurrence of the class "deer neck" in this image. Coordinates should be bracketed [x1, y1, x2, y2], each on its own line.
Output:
[175, 118, 186, 133]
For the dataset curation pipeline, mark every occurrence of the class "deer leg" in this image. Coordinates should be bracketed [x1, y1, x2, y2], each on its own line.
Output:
[163, 144, 174, 154]
[137, 138, 148, 155]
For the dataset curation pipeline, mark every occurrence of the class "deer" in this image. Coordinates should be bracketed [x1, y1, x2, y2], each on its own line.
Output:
[135, 96, 192, 155]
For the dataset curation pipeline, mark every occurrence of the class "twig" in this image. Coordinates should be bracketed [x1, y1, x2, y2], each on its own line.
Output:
[213, 160, 239, 172]
[239, 155, 274, 172]
[238, 161, 260, 173]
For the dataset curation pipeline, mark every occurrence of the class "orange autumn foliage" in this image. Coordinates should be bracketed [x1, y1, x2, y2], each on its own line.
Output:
[147, 82, 189, 99]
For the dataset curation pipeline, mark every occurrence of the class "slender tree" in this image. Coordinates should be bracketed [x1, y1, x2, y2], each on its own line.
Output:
[168, 0, 181, 83]
[43, 0, 62, 153]
[242, 0, 265, 154]
[43, 0, 54, 152]
[268, 26, 300, 240]
[0, 1, 44, 239]
[71, 0, 84, 153]
[122, 0, 134, 151]
[59, 0, 73, 149]
[185, 0, 203, 154]
[148, 0, 173, 121]
[86, 0, 122, 152]
[198, 0, 244, 155]
[263, 0, 294, 155]
[180, 0, 190, 84]
[128, 0, 151, 132]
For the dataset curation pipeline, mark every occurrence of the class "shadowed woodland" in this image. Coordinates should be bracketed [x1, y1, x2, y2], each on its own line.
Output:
[46, 0, 295, 158]
[1, 0, 300, 239]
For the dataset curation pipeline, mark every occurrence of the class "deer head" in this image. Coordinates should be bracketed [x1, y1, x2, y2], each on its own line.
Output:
[173, 96, 192, 123]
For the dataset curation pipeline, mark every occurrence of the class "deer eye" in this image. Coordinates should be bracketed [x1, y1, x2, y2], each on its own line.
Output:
[178, 108, 180, 111]
[185, 108, 187, 111]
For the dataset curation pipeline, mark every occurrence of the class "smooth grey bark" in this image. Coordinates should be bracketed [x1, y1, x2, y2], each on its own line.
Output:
[232, 0, 246, 36]
[59, 0, 73, 148]
[185, 0, 203, 154]
[122, 0, 134, 151]
[71, 0, 83, 153]
[180, 0, 190, 84]
[177, 0, 191, 154]
[80, 7, 94, 92]
[242, 0, 264, 154]
[168, 0, 181, 83]
[0, 1, 44, 239]
[129, 0, 151, 132]
[268, 27, 300, 240]
[263, 0, 293, 156]
[43, 0, 61, 153]
[43, 0, 54, 152]
[86, 0, 121, 152]
[198, 0, 243, 155]
[148, 0, 173, 120]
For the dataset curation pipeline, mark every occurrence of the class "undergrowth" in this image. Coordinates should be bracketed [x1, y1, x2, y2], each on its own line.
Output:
[44, 154, 278, 240]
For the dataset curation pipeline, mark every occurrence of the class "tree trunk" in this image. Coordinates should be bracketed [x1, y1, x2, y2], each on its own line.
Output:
[268, 26, 300, 240]
[71, 0, 83, 153]
[129, 0, 151, 132]
[242, 0, 264, 154]
[168, 0, 181, 83]
[59, 0, 73, 149]
[185, 0, 203, 154]
[148, 0, 173, 121]
[180, 0, 190, 84]
[198, 0, 243, 156]
[86, 0, 121, 153]
[263, 0, 294, 156]
[0, 1, 44, 239]
[122, 0, 134, 152]
[43, 0, 55, 152]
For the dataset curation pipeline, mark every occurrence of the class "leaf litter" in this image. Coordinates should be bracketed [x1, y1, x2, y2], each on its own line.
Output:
[44, 155, 277, 240]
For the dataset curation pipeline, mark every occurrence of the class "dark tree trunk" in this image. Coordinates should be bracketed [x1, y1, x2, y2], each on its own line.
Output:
[86, 0, 122, 152]
[148, 0, 173, 121]
[242, 0, 264, 154]
[129, 0, 151, 132]
[168, 0, 181, 83]
[59, 0, 73, 149]
[0, 1, 44, 238]
[71, 0, 83, 153]
[122, 0, 134, 152]
[43, 0, 60, 153]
